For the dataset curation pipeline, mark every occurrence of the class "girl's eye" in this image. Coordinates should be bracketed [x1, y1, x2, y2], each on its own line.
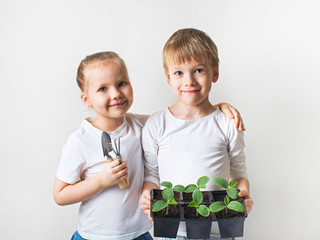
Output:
[175, 71, 183, 76]
[118, 81, 127, 87]
[99, 87, 107, 92]
[195, 68, 204, 73]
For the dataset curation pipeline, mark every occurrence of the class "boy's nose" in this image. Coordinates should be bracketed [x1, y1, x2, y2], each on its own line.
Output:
[184, 73, 196, 85]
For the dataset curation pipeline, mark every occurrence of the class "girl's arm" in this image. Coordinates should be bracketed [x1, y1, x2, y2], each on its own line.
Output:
[214, 103, 245, 131]
[53, 161, 127, 205]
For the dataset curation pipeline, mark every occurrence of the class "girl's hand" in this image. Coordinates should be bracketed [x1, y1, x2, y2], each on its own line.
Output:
[97, 160, 128, 189]
[215, 103, 245, 131]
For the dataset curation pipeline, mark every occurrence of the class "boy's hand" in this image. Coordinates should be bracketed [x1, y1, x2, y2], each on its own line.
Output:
[97, 160, 128, 189]
[140, 181, 159, 221]
[215, 103, 245, 131]
[238, 189, 253, 214]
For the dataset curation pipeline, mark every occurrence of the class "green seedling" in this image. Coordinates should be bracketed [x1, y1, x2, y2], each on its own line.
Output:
[152, 188, 178, 215]
[209, 177, 244, 214]
[161, 181, 185, 193]
[185, 176, 209, 193]
[188, 189, 210, 217]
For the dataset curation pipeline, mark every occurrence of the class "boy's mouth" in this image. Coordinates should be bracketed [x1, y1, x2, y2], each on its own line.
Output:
[108, 100, 127, 108]
[181, 89, 200, 93]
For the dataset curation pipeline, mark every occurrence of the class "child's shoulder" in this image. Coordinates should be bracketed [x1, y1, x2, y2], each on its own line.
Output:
[125, 112, 150, 128]
[210, 108, 236, 131]
[144, 109, 167, 125]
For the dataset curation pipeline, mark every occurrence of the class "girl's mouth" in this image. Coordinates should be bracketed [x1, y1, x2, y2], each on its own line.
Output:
[109, 100, 127, 108]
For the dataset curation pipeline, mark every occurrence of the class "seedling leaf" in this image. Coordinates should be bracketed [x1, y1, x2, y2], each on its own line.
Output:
[224, 195, 230, 205]
[229, 181, 238, 188]
[209, 201, 226, 212]
[185, 184, 197, 193]
[162, 188, 174, 201]
[227, 188, 239, 199]
[168, 199, 178, 205]
[197, 176, 209, 187]
[213, 177, 228, 188]
[188, 201, 198, 207]
[161, 181, 173, 189]
[152, 200, 167, 212]
[192, 189, 203, 204]
[228, 201, 244, 212]
[197, 205, 210, 217]
[173, 185, 185, 192]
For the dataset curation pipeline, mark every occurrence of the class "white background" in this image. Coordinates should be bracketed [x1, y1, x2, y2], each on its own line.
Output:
[1, 0, 320, 239]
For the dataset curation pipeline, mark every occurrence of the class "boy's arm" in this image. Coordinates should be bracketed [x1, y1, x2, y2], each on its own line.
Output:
[233, 177, 253, 214]
[140, 116, 161, 221]
[53, 160, 127, 205]
[140, 181, 159, 221]
[214, 103, 245, 131]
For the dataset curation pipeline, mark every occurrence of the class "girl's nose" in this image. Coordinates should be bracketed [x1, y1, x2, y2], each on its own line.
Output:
[110, 87, 122, 99]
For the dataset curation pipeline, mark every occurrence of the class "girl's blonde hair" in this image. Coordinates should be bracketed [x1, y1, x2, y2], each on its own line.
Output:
[76, 51, 128, 92]
[162, 28, 220, 75]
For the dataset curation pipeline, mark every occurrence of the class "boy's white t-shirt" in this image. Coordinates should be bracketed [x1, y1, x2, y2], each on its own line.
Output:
[56, 113, 151, 240]
[142, 108, 248, 237]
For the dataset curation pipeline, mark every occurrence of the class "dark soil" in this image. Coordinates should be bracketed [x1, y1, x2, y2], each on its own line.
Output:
[153, 189, 181, 202]
[215, 208, 245, 219]
[184, 205, 213, 219]
[151, 204, 180, 218]
[213, 194, 245, 219]
[182, 191, 211, 203]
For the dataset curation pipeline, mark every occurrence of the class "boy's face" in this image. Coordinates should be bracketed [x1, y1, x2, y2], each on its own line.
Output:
[81, 61, 133, 121]
[166, 59, 219, 108]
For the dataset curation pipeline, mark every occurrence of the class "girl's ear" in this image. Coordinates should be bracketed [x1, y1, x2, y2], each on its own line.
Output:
[81, 93, 92, 108]
[212, 65, 219, 83]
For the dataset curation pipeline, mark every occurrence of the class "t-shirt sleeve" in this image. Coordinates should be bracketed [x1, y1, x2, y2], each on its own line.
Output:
[56, 134, 86, 184]
[227, 120, 248, 180]
[142, 117, 160, 187]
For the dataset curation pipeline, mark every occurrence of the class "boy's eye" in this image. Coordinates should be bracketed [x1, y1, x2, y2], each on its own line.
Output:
[118, 81, 127, 87]
[195, 68, 204, 73]
[175, 71, 183, 76]
[99, 87, 107, 92]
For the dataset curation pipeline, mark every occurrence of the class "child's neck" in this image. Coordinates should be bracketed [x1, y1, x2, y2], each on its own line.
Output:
[169, 101, 216, 120]
[90, 116, 125, 132]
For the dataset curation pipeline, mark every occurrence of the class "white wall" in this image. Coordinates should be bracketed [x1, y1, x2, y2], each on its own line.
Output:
[1, 0, 320, 239]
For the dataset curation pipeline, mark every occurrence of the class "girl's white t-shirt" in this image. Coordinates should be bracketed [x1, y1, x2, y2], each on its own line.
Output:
[56, 113, 151, 240]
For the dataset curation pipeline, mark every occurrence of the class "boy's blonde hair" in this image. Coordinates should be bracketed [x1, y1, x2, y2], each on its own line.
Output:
[162, 28, 220, 75]
[76, 51, 129, 92]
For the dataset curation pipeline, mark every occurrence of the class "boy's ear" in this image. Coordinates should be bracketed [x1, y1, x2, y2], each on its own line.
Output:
[212, 65, 219, 83]
[167, 74, 172, 86]
[81, 93, 92, 108]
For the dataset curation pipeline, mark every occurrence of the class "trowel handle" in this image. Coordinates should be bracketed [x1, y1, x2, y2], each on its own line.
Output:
[115, 156, 130, 190]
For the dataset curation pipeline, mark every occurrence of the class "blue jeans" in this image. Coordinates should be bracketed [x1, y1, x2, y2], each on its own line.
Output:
[71, 231, 153, 240]
[159, 237, 233, 240]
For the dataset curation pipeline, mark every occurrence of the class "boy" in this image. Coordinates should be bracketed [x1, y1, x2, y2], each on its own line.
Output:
[140, 28, 253, 239]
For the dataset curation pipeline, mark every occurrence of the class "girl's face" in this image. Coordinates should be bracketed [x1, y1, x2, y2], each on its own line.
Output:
[81, 61, 133, 122]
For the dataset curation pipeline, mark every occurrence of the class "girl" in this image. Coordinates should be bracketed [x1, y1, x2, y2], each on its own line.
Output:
[53, 51, 244, 240]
